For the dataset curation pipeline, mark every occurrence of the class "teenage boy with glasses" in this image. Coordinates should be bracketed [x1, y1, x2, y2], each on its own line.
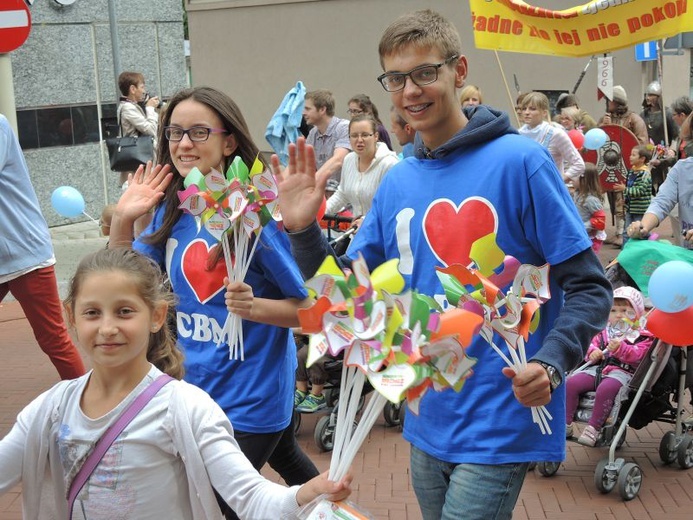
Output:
[273, 10, 611, 519]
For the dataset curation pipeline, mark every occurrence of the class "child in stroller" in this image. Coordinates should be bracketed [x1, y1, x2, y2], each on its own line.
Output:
[565, 286, 654, 446]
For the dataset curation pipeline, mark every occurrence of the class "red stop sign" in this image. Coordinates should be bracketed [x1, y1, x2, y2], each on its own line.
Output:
[0, 0, 31, 54]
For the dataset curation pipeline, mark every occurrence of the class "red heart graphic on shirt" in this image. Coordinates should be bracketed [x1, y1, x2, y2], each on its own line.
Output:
[181, 239, 228, 304]
[423, 198, 497, 267]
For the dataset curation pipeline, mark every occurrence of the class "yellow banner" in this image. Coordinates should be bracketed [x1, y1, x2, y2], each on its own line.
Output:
[469, 0, 693, 57]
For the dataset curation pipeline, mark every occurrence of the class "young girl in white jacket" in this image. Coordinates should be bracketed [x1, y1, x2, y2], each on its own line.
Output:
[0, 248, 351, 519]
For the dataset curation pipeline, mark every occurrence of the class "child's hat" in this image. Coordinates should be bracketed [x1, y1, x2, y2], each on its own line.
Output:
[613, 286, 645, 319]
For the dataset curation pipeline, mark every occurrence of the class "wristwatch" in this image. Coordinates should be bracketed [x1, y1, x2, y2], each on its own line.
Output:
[530, 361, 562, 392]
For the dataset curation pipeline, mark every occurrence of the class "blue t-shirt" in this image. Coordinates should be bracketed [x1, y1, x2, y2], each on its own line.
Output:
[348, 133, 591, 464]
[135, 210, 307, 433]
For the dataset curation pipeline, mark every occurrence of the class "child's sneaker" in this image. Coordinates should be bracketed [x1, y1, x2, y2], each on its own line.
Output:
[296, 393, 326, 413]
[577, 425, 599, 447]
[294, 389, 307, 408]
[566, 423, 574, 439]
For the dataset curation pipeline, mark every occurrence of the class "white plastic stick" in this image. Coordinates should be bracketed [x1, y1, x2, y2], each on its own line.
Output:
[333, 393, 387, 482]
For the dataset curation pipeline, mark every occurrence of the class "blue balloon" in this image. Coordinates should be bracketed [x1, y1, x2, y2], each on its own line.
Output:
[648, 260, 693, 313]
[51, 186, 85, 218]
[583, 128, 608, 150]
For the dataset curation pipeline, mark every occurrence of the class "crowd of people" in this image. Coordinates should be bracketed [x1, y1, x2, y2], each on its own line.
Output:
[2, 6, 693, 520]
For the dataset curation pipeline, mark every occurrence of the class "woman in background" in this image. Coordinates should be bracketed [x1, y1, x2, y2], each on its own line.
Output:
[348, 94, 393, 150]
[459, 85, 482, 108]
[519, 91, 585, 183]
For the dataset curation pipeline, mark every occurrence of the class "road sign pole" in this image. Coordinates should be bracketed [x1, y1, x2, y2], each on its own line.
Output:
[0, 54, 18, 133]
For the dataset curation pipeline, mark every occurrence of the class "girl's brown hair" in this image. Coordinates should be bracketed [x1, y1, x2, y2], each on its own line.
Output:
[575, 162, 603, 201]
[349, 94, 383, 126]
[64, 248, 184, 379]
[348, 113, 378, 134]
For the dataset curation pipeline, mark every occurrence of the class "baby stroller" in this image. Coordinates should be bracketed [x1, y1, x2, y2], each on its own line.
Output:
[591, 339, 692, 501]
[538, 337, 692, 501]
[321, 211, 356, 256]
[538, 239, 693, 501]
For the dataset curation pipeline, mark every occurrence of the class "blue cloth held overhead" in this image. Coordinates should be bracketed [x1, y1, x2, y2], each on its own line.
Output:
[265, 81, 306, 166]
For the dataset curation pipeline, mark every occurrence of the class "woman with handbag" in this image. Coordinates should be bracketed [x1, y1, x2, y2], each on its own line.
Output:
[0, 248, 351, 519]
[109, 86, 321, 519]
[115, 71, 160, 187]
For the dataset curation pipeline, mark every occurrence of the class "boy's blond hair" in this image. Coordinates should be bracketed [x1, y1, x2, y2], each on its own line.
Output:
[378, 9, 461, 68]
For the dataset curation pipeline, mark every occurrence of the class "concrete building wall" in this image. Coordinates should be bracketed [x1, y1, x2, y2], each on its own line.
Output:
[186, 0, 690, 154]
[10, 0, 187, 227]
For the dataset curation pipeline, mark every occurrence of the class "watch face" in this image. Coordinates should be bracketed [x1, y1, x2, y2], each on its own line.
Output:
[549, 367, 561, 387]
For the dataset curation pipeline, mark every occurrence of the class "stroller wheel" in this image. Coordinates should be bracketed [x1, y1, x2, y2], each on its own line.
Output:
[676, 434, 693, 469]
[314, 416, 335, 452]
[594, 458, 617, 494]
[383, 401, 403, 427]
[537, 461, 560, 477]
[617, 463, 642, 501]
[659, 431, 678, 465]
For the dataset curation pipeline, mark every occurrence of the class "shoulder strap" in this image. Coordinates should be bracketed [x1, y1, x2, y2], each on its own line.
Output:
[540, 124, 554, 148]
[67, 374, 174, 515]
[116, 102, 124, 138]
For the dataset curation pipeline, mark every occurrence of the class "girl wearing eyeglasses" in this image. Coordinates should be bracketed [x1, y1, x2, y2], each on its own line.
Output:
[325, 114, 399, 223]
[347, 94, 393, 151]
[109, 86, 320, 519]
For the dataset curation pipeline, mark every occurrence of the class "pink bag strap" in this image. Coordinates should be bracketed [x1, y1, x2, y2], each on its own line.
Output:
[67, 374, 174, 516]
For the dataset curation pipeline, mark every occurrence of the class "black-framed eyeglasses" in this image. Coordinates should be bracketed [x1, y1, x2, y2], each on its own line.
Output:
[349, 132, 375, 140]
[347, 108, 364, 115]
[377, 55, 459, 92]
[164, 126, 228, 142]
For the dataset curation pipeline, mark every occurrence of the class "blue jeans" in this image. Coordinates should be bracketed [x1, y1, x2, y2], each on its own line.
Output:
[411, 445, 529, 520]
[624, 212, 644, 245]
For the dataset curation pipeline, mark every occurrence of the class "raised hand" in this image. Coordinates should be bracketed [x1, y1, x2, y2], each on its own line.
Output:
[117, 162, 172, 222]
[271, 137, 327, 232]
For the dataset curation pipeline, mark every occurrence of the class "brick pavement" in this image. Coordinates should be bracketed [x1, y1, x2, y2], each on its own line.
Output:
[2, 215, 692, 519]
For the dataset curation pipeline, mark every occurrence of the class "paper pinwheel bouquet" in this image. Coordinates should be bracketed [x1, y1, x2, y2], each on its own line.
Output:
[177, 156, 280, 360]
[296, 237, 553, 518]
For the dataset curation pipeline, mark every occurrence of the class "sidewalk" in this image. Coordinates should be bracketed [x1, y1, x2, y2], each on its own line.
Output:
[2, 215, 693, 518]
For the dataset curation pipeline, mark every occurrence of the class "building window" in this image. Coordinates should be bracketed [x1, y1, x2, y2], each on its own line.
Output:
[17, 103, 118, 150]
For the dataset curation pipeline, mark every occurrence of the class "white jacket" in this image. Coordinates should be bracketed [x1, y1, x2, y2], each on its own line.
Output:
[0, 368, 301, 519]
[519, 121, 584, 181]
[326, 142, 399, 216]
[117, 100, 158, 146]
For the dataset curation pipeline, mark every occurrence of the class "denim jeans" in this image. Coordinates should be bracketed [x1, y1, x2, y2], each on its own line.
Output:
[624, 212, 644, 245]
[410, 445, 529, 520]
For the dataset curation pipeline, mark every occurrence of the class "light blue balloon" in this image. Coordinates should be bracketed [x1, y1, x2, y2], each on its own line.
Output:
[583, 128, 608, 150]
[648, 260, 693, 313]
[51, 186, 85, 218]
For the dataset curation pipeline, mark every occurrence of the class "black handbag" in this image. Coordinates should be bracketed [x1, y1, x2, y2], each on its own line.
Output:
[105, 107, 155, 172]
